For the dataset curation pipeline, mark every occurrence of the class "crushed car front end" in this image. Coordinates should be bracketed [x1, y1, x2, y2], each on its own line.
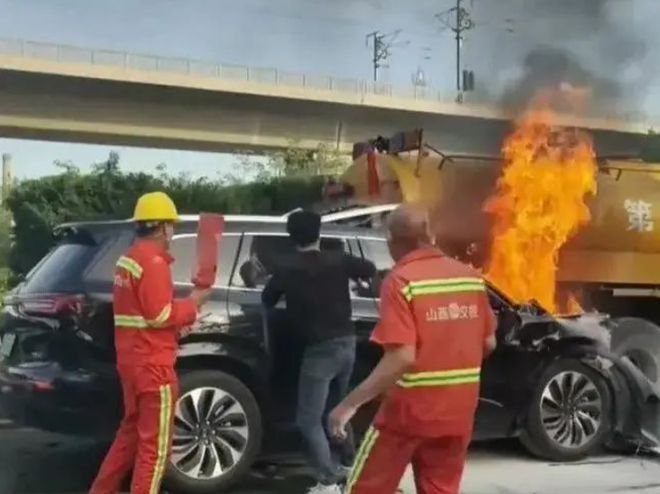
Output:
[536, 312, 660, 454]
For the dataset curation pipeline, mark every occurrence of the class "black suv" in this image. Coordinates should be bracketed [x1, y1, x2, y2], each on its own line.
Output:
[1, 210, 659, 494]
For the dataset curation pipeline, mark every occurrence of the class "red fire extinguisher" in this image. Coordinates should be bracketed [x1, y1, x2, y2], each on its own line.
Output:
[192, 213, 225, 289]
[367, 148, 380, 198]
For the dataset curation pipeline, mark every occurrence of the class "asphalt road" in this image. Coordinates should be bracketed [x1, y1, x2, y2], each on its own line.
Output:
[1, 425, 659, 494]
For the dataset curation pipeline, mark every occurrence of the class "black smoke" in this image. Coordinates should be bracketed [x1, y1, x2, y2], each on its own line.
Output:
[500, 47, 621, 113]
[495, 0, 648, 113]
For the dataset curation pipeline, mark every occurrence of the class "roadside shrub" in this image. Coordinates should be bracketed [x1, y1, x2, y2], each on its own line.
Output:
[0, 207, 11, 299]
[0, 270, 8, 301]
[4, 167, 325, 278]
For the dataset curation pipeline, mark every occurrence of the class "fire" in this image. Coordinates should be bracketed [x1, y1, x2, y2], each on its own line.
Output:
[565, 292, 584, 315]
[484, 108, 597, 313]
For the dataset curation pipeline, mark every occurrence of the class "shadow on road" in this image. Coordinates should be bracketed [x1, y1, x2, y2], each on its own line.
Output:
[0, 430, 102, 494]
[0, 427, 315, 494]
[0, 426, 566, 494]
[0, 429, 103, 494]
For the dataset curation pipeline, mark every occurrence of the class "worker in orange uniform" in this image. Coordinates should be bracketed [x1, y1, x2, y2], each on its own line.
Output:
[329, 203, 497, 494]
[90, 191, 210, 494]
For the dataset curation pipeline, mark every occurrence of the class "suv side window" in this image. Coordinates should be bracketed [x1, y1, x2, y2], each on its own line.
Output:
[232, 234, 352, 289]
[170, 234, 240, 286]
[358, 237, 394, 297]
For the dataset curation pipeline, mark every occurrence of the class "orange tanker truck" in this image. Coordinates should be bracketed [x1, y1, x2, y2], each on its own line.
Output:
[331, 128, 660, 385]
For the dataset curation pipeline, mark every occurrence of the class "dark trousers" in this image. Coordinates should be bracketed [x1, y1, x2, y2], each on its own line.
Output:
[296, 335, 356, 485]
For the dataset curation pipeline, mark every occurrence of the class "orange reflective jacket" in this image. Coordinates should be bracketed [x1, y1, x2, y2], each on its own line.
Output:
[371, 247, 496, 437]
[113, 239, 198, 367]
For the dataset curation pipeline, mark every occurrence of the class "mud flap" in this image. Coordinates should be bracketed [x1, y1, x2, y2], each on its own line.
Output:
[612, 357, 660, 450]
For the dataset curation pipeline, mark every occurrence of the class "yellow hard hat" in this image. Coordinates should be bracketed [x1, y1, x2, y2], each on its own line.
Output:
[132, 191, 179, 222]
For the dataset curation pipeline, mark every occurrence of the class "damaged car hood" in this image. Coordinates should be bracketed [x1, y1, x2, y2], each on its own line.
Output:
[555, 313, 612, 349]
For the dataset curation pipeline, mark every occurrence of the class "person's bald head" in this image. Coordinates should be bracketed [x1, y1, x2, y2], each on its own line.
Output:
[386, 203, 434, 261]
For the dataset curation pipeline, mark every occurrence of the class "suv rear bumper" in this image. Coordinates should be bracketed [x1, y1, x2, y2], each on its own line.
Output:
[0, 361, 119, 437]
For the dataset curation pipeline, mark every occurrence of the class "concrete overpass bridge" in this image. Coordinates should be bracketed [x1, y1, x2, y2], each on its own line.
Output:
[0, 38, 657, 157]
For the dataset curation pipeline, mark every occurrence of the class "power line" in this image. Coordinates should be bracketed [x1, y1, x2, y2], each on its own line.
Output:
[365, 29, 409, 82]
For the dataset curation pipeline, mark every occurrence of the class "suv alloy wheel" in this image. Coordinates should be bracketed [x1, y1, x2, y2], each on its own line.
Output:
[521, 359, 612, 461]
[164, 370, 263, 493]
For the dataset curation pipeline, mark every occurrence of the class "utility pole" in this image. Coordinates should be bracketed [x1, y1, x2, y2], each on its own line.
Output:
[365, 29, 408, 82]
[366, 31, 382, 82]
[454, 0, 461, 92]
[436, 0, 475, 96]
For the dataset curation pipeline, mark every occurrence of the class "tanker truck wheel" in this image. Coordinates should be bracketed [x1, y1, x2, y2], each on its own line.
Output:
[611, 317, 660, 385]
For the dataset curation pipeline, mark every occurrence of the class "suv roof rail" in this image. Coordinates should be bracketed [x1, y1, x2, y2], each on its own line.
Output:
[58, 209, 399, 230]
[178, 214, 287, 223]
[318, 203, 375, 215]
[280, 208, 303, 217]
[321, 204, 398, 223]
[57, 214, 291, 230]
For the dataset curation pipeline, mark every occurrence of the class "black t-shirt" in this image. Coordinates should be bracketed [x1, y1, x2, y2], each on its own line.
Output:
[261, 250, 376, 345]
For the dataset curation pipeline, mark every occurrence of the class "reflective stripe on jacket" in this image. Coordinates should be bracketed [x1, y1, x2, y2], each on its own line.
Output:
[371, 247, 497, 437]
[113, 240, 198, 367]
[396, 275, 487, 391]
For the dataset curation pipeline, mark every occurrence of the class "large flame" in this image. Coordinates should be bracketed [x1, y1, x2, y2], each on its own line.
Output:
[484, 109, 597, 313]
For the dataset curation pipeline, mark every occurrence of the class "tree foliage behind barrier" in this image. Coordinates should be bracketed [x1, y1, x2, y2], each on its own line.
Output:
[4, 166, 325, 279]
[642, 131, 660, 162]
[0, 208, 11, 298]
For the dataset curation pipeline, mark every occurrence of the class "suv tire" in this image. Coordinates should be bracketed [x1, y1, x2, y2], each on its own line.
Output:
[520, 359, 612, 462]
[164, 370, 262, 493]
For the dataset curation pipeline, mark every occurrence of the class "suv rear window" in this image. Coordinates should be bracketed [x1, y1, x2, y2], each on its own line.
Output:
[21, 241, 97, 294]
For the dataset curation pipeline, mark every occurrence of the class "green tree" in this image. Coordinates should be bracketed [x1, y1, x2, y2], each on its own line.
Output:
[642, 130, 660, 162]
[0, 207, 11, 299]
[4, 150, 328, 278]
[220, 154, 272, 184]
[92, 151, 120, 174]
[229, 143, 349, 183]
[0, 208, 10, 263]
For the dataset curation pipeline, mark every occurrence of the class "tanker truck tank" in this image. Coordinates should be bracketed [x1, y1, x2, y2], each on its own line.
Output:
[337, 131, 660, 387]
[341, 151, 660, 287]
[560, 161, 660, 286]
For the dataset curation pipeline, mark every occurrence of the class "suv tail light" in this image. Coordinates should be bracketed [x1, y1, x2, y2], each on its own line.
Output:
[20, 294, 86, 317]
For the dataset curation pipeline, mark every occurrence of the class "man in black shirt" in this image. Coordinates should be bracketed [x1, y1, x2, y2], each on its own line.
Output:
[262, 211, 376, 494]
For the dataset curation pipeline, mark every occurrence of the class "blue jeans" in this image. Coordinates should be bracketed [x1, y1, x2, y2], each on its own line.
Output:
[296, 335, 356, 485]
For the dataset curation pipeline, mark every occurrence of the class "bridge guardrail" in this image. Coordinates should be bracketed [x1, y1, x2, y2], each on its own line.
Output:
[0, 37, 657, 126]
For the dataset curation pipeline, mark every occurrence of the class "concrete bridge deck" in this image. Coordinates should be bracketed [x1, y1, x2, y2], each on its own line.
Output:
[0, 38, 656, 155]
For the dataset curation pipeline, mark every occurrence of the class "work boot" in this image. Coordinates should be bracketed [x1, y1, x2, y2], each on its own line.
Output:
[337, 464, 352, 481]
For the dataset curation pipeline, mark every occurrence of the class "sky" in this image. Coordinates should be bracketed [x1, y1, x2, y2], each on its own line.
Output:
[0, 0, 658, 180]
